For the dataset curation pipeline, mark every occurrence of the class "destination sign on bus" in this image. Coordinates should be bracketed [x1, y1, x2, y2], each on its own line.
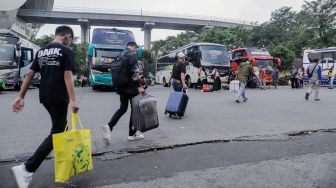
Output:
[92, 29, 135, 47]
[249, 49, 270, 56]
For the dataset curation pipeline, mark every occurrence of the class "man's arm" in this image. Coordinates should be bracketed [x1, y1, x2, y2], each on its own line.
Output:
[12, 69, 35, 112]
[64, 70, 79, 113]
[181, 72, 187, 88]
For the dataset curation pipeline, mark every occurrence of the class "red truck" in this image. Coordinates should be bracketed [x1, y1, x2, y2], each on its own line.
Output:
[230, 48, 281, 83]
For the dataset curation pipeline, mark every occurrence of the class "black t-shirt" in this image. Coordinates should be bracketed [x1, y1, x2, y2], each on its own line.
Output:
[30, 43, 76, 104]
[172, 61, 186, 81]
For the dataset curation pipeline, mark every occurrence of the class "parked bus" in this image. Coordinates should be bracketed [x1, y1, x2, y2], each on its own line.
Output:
[156, 43, 230, 87]
[230, 48, 281, 83]
[303, 47, 336, 85]
[0, 34, 40, 90]
[88, 28, 136, 90]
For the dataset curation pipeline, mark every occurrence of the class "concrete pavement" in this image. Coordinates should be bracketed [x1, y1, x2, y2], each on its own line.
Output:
[1, 86, 336, 161]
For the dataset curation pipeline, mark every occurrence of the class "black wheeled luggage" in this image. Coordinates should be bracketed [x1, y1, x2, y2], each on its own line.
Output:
[132, 93, 159, 132]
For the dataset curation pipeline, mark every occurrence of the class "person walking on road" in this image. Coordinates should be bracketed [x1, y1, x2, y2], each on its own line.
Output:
[170, 52, 188, 92]
[272, 66, 279, 89]
[210, 67, 221, 92]
[305, 59, 322, 101]
[102, 42, 145, 145]
[328, 66, 334, 89]
[290, 65, 298, 89]
[11, 26, 78, 188]
[235, 59, 254, 103]
[297, 68, 304, 89]
[194, 67, 202, 90]
[260, 66, 267, 89]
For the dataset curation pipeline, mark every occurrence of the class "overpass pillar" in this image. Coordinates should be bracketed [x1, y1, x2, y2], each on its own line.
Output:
[142, 22, 155, 49]
[79, 19, 90, 45]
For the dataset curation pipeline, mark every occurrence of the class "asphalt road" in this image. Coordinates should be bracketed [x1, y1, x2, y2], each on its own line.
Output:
[1, 86, 336, 161]
[0, 130, 335, 188]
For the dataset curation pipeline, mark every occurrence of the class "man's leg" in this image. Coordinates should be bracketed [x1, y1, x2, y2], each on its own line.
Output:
[235, 81, 245, 102]
[291, 78, 295, 89]
[108, 94, 129, 131]
[25, 103, 68, 172]
[315, 81, 320, 100]
[128, 96, 136, 136]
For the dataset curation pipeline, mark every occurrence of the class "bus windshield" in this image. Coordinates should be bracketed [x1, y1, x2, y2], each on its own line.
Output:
[0, 45, 15, 68]
[93, 49, 122, 65]
[0, 45, 15, 62]
[256, 59, 273, 68]
[200, 46, 228, 65]
[92, 29, 135, 47]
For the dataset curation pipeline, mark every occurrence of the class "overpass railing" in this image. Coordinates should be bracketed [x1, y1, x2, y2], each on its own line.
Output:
[34, 6, 258, 26]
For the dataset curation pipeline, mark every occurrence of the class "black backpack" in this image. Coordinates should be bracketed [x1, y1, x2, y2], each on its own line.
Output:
[110, 53, 130, 87]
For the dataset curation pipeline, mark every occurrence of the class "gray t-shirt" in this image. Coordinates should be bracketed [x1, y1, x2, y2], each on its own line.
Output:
[307, 63, 320, 80]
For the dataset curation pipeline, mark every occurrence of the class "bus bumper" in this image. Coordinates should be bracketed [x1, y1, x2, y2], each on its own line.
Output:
[90, 73, 113, 86]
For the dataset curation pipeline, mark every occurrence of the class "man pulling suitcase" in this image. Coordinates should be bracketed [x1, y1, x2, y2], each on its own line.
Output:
[165, 52, 189, 119]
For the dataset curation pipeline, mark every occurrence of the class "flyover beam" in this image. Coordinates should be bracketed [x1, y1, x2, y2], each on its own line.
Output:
[78, 19, 90, 45]
[143, 22, 155, 49]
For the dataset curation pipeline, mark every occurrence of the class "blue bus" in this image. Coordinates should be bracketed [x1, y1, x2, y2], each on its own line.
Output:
[88, 28, 136, 90]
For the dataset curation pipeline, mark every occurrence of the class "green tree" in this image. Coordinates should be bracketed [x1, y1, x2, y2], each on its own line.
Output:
[267, 43, 296, 71]
[200, 27, 252, 49]
[301, 0, 336, 48]
[141, 49, 156, 76]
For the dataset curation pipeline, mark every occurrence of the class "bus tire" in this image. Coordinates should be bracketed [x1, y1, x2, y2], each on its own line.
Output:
[92, 85, 99, 90]
[163, 78, 169, 87]
[186, 76, 193, 88]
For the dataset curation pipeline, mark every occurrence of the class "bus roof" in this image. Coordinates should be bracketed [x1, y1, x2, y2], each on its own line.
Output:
[313, 47, 336, 52]
[157, 42, 227, 59]
[233, 47, 269, 51]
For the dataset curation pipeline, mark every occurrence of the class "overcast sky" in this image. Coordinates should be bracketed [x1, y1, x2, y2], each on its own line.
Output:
[36, 0, 306, 45]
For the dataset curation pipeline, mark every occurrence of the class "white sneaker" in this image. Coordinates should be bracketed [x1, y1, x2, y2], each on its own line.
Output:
[128, 131, 145, 141]
[11, 163, 33, 188]
[102, 124, 111, 145]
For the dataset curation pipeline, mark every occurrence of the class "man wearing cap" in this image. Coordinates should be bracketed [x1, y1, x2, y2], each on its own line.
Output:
[102, 41, 145, 144]
[171, 52, 188, 92]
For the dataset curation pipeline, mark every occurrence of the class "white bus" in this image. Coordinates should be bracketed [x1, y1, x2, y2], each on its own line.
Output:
[0, 34, 40, 90]
[156, 43, 230, 87]
[303, 47, 336, 85]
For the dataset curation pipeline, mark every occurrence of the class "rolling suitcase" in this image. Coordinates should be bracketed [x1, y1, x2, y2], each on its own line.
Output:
[132, 93, 159, 132]
[165, 91, 189, 119]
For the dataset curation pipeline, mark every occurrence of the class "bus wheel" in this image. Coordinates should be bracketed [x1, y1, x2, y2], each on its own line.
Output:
[186, 77, 192, 88]
[163, 78, 168, 87]
[92, 85, 99, 90]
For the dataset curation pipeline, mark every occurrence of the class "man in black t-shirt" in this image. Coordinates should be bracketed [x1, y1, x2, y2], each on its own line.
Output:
[11, 26, 78, 188]
[171, 52, 188, 92]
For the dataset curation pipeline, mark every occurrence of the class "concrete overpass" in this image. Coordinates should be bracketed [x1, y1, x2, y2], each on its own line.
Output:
[0, 0, 54, 40]
[17, 7, 258, 49]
